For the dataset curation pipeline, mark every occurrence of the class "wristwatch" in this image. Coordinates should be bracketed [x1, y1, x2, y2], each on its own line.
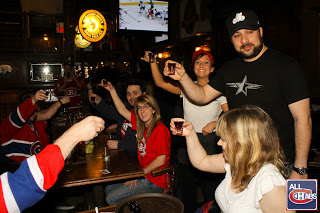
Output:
[293, 166, 308, 175]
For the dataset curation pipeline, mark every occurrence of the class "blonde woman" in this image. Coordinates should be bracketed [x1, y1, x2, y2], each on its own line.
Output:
[101, 81, 171, 205]
[171, 105, 292, 213]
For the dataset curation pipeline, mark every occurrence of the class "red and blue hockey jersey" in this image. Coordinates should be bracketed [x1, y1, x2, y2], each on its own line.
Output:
[54, 77, 85, 112]
[0, 144, 64, 213]
[0, 97, 50, 162]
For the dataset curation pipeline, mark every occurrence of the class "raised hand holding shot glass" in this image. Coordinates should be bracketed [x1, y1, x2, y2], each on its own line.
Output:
[141, 51, 157, 64]
[98, 79, 114, 92]
[148, 52, 155, 63]
[174, 121, 184, 135]
[102, 79, 108, 85]
[170, 118, 189, 136]
[167, 63, 176, 75]
[91, 96, 96, 104]
[163, 60, 186, 80]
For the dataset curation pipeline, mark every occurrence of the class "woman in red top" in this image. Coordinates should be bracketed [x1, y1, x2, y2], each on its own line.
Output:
[102, 81, 171, 205]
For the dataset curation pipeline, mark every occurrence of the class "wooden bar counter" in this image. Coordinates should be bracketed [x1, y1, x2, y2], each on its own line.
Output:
[56, 134, 144, 188]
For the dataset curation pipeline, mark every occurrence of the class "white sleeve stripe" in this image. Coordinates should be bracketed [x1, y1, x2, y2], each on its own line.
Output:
[17, 107, 26, 123]
[5, 153, 31, 158]
[2, 139, 36, 146]
[27, 156, 45, 192]
[1, 173, 20, 213]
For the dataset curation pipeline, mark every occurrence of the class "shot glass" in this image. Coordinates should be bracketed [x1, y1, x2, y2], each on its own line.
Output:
[77, 141, 86, 158]
[65, 157, 73, 172]
[148, 52, 155, 63]
[174, 121, 184, 135]
[45, 90, 50, 102]
[104, 147, 110, 163]
[168, 63, 176, 75]
[102, 79, 108, 85]
[91, 96, 96, 104]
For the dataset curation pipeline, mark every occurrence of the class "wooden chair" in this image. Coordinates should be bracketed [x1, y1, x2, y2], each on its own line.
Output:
[76, 205, 116, 213]
[151, 165, 175, 195]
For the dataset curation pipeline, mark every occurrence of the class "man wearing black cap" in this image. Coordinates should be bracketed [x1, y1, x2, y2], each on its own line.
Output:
[164, 9, 311, 179]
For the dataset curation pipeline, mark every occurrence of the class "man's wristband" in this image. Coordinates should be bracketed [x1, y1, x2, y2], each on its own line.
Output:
[293, 166, 308, 175]
[58, 100, 63, 106]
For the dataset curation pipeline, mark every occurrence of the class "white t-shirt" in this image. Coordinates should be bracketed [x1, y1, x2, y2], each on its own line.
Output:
[181, 88, 227, 133]
[215, 163, 286, 213]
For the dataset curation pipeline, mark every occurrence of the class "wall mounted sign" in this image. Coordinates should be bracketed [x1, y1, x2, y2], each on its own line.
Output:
[78, 9, 107, 42]
[75, 25, 91, 48]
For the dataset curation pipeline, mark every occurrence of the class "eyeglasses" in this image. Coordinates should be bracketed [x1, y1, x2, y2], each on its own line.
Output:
[136, 105, 151, 111]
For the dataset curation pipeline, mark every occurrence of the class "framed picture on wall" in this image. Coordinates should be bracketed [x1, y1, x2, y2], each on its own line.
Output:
[30, 63, 63, 82]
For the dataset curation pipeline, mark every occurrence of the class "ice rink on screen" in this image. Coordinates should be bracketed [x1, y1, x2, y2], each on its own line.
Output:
[119, 1, 168, 32]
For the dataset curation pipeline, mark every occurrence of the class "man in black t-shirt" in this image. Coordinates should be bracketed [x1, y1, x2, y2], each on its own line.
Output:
[164, 10, 311, 179]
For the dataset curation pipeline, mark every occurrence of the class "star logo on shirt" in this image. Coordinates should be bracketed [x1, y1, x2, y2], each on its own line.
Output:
[226, 76, 263, 96]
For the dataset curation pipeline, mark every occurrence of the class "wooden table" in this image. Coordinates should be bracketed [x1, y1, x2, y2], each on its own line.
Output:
[56, 135, 144, 188]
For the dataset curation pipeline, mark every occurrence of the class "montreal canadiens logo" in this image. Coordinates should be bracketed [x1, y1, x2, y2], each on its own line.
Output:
[289, 189, 314, 204]
[288, 182, 317, 206]
[287, 180, 318, 210]
[65, 88, 78, 97]
[30, 141, 41, 155]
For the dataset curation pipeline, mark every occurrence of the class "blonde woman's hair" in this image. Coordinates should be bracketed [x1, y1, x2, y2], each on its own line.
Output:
[134, 94, 161, 144]
[216, 105, 286, 192]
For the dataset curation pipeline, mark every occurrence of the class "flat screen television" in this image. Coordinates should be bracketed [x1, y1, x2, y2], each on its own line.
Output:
[118, 0, 168, 33]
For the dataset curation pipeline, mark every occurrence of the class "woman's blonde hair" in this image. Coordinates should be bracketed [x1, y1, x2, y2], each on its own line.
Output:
[134, 94, 161, 144]
[216, 105, 286, 191]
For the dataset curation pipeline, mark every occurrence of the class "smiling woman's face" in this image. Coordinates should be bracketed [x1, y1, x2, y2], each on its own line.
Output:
[193, 54, 214, 78]
[136, 102, 154, 126]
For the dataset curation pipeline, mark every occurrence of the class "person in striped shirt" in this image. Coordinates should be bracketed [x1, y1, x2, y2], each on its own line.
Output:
[0, 89, 69, 161]
[0, 116, 105, 213]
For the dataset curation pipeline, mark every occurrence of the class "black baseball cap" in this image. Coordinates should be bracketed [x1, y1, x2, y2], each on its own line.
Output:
[226, 10, 260, 37]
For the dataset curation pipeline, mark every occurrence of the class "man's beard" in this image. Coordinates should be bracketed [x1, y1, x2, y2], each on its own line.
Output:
[236, 35, 263, 59]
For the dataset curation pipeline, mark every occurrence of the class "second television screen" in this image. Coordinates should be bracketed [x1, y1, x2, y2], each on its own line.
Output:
[119, 0, 168, 32]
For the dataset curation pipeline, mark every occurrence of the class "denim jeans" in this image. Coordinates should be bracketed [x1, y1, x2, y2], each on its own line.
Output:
[105, 178, 163, 205]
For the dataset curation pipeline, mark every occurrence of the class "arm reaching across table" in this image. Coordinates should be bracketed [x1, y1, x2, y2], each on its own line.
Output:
[0, 116, 105, 213]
